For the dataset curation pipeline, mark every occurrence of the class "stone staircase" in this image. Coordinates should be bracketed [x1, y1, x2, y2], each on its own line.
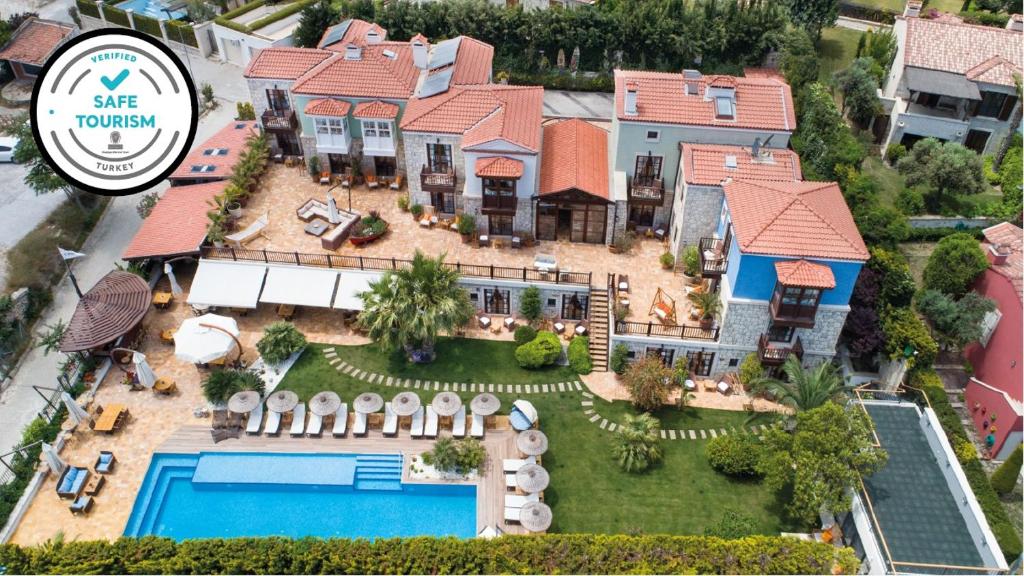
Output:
[588, 287, 610, 371]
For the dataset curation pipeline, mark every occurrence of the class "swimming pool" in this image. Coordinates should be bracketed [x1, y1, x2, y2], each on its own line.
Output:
[124, 452, 477, 540]
[114, 0, 187, 21]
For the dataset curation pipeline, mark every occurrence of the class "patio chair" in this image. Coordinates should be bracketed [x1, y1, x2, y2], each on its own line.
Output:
[211, 410, 228, 430]
[504, 494, 540, 509]
[389, 174, 404, 190]
[289, 403, 307, 436]
[264, 410, 282, 436]
[366, 175, 379, 189]
[452, 405, 466, 438]
[353, 411, 368, 436]
[410, 406, 425, 438]
[471, 412, 485, 438]
[319, 170, 331, 185]
[306, 410, 323, 437]
[425, 406, 439, 438]
[56, 466, 90, 499]
[94, 451, 116, 474]
[383, 402, 398, 436]
[504, 506, 520, 523]
[502, 456, 536, 473]
[332, 404, 349, 437]
[225, 212, 270, 248]
[69, 495, 93, 515]
[246, 404, 264, 435]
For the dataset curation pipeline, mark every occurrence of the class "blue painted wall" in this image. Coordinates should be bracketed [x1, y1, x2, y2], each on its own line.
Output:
[729, 249, 862, 305]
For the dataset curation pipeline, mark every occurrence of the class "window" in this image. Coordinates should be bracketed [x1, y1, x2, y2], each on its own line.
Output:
[561, 294, 589, 320]
[979, 309, 1002, 347]
[715, 97, 734, 119]
[766, 323, 795, 343]
[686, 350, 715, 376]
[203, 148, 229, 156]
[728, 358, 739, 367]
[976, 91, 1010, 119]
[915, 92, 940, 108]
[190, 164, 216, 173]
[488, 214, 514, 236]
[645, 129, 660, 142]
[547, 298, 557, 307]
[484, 288, 510, 315]
[646, 347, 675, 366]
[634, 155, 663, 182]
[772, 283, 822, 324]
[628, 204, 655, 227]
[426, 143, 452, 172]
[964, 129, 991, 154]
[469, 292, 479, 303]
[482, 179, 517, 212]
[265, 88, 290, 112]
[314, 117, 346, 148]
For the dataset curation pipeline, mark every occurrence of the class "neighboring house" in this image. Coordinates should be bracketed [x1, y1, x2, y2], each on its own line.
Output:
[610, 69, 795, 237]
[878, 14, 1023, 155]
[212, 0, 307, 67]
[401, 84, 543, 237]
[964, 222, 1023, 461]
[122, 181, 229, 262]
[0, 17, 76, 81]
[167, 120, 260, 186]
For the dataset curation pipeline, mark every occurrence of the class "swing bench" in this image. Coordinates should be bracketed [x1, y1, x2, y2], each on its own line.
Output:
[649, 287, 677, 325]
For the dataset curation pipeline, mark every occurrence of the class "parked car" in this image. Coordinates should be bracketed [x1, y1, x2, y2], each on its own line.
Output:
[0, 136, 19, 162]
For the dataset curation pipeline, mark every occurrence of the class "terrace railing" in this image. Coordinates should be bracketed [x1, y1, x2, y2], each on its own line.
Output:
[614, 320, 719, 341]
[201, 247, 592, 287]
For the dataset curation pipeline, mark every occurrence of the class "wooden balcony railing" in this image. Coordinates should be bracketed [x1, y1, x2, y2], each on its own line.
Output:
[482, 195, 517, 213]
[420, 165, 456, 192]
[699, 237, 728, 277]
[758, 334, 803, 365]
[614, 320, 719, 342]
[261, 109, 297, 132]
[628, 177, 665, 204]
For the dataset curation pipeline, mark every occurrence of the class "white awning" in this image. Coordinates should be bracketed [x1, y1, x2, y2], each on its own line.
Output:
[333, 270, 382, 310]
[187, 260, 267, 309]
[260, 266, 340, 308]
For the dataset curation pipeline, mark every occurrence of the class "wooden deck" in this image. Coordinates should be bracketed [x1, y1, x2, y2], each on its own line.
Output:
[157, 425, 529, 535]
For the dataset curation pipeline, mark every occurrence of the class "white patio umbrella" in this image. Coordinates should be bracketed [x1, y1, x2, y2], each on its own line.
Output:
[163, 261, 183, 296]
[328, 195, 341, 225]
[133, 351, 157, 390]
[174, 314, 240, 364]
[477, 525, 504, 539]
[61, 392, 91, 426]
[41, 442, 65, 476]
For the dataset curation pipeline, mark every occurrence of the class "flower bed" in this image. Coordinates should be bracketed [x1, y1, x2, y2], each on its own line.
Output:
[349, 212, 389, 246]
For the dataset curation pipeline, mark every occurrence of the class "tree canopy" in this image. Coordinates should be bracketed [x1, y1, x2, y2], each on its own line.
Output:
[833, 57, 881, 126]
[896, 139, 987, 214]
[915, 290, 996, 350]
[293, 0, 338, 48]
[922, 233, 990, 297]
[752, 356, 850, 413]
[782, 0, 838, 38]
[623, 355, 674, 412]
[791, 83, 865, 180]
[0, 113, 82, 205]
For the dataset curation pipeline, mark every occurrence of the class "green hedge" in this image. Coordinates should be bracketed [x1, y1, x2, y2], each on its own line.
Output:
[912, 371, 1022, 562]
[166, 20, 198, 47]
[958, 9, 1010, 27]
[132, 11, 162, 38]
[76, 0, 99, 18]
[214, 0, 313, 34]
[567, 336, 592, 374]
[104, 4, 131, 27]
[218, 0, 267, 21]
[838, 1, 897, 24]
[904, 226, 987, 242]
[505, 70, 615, 93]
[246, 0, 316, 32]
[0, 534, 859, 574]
[0, 410, 66, 530]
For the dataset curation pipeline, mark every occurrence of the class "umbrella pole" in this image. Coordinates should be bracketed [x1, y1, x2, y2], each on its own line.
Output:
[200, 323, 244, 365]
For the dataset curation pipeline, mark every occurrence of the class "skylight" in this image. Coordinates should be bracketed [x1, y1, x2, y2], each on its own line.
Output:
[190, 165, 216, 173]
[715, 97, 734, 119]
[724, 155, 737, 169]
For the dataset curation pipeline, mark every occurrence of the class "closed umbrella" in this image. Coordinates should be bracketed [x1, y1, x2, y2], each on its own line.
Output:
[519, 501, 552, 532]
[163, 261, 183, 296]
[174, 314, 240, 364]
[477, 525, 503, 539]
[266, 390, 299, 413]
[392, 392, 421, 416]
[228, 390, 261, 414]
[61, 392, 90, 426]
[432, 391, 462, 417]
[133, 351, 157, 390]
[310, 391, 342, 416]
[354, 392, 384, 414]
[41, 442, 65, 476]
[328, 195, 341, 225]
[516, 464, 549, 493]
[470, 393, 500, 416]
[517, 429, 549, 456]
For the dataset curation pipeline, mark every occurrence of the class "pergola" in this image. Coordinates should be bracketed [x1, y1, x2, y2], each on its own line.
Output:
[59, 271, 151, 355]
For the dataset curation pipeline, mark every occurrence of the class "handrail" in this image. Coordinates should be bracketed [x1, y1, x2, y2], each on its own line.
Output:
[613, 320, 719, 341]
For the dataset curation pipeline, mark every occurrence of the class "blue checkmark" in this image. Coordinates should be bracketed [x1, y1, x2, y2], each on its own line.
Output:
[100, 69, 130, 91]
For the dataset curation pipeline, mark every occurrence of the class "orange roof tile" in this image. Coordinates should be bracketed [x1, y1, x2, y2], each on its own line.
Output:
[401, 85, 544, 152]
[539, 118, 610, 201]
[243, 47, 333, 80]
[352, 100, 399, 119]
[723, 180, 868, 261]
[614, 70, 796, 131]
[475, 156, 524, 179]
[318, 19, 386, 50]
[774, 259, 836, 289]
[681, 144, 802, 186]
[449, 37, 493, 86]
[304, 98, 351, 117]
[0, 17, 74, 66]
[981, 222, 1023, 300]
[122, 181, 227, 260]
[903, 16, 1022, 87]
[168, 121, 260, 181]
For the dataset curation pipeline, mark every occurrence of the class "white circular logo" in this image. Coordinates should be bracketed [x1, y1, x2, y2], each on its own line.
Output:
[32, 29, 198, 196]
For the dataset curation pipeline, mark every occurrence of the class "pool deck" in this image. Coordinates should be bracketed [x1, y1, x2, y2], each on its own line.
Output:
[158, 425, 529, 536]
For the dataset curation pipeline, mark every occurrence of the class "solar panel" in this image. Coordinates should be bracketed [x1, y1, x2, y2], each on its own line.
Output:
[428, 37, 461, 70]
[319, 20, 352, 49]
[418, 67, 454, 98]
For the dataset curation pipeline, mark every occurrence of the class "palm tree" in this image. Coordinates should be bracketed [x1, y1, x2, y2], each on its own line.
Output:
[753, 355, 850, 412]
[613, 413, 663, 473]
[358, 250, 474, 362]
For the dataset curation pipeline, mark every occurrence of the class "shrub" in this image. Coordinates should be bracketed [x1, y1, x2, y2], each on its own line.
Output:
[923, 232, 990, 297]
[256, 321, 307, 365]
[990, 445, 1022, 495]
[682, 245, 700, 276]
[307, 155, 320, 178]
[236, 102, 256, 120]
[958, 9, 1010, 27]
[905, 226, 985, 242]
[568, 336, 592, 374]
[136, 191, 159, 219]
[868, 247, 916, 308]
[513, 325, 537, 346]
[880, 306, 937, 370]
[885, 143, 907, 164]
[610, 343, 629, 374]
[410, 204, 424, 218]
[660, 251, 675, 269]
[519, 286, 542, 323]
[424, 437, 486, 474]
[705, 434, 763, 477]
[456, 213, 475, 235]
[396, 195, 409, 212]
[454, 438, 487, 472]
[623, 355, 674, 412]
[613, 413, 663, 473]
[896, 187, 925, 215]
[738, 353, 765, 390]
[165, 19, 197, 47]
[514, 331, 561, 369]
[201, 369, 265, 404]
[704, 511, 760, 539]
[982, 156, 1001, 185]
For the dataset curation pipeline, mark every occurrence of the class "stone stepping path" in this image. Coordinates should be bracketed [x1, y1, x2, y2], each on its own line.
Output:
[575, 396, 778, 441]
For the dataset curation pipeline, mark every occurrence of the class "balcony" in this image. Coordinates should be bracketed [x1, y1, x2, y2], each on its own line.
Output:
[758, 334, 803, 366]
[481, 193, 517, 214]
[420, 165, 457, 192]
[769, 288, 819, 328]
[261, 109, 297, 132]
[699, 237, 728, 277]
[628, 176, 665, 205]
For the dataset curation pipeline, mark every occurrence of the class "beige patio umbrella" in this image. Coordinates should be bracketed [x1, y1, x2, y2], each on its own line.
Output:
[266, 390, 299, 413]
[392, 391, 421, 417]
[431, 391, 462, 417]
[470, 392, 500, 416]
[354, 392, 384, 414]
[310, 391, 342, 416]
[517, 429, 549, 456]
[519, 501, 552, 533]
[228, 390, 261, 414]
[516, 464, 550, 494]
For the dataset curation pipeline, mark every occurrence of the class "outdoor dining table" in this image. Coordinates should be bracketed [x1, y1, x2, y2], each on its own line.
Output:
[93, 404, 128, 433]
[152, 291, 173, 309]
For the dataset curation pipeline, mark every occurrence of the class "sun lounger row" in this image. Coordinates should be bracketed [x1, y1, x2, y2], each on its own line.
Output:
[503, 493, 540, 522]
[244, 402, 482, 439]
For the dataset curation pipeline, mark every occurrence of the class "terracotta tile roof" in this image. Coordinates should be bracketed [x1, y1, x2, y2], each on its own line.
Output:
[401, 85, 544, 152]
[352, 100, 400, 119]
[0, 17, 74, 66]
[169, 121, 260, 181]
[903, 16, 1023, 87]
[291, 43, 418, 99]
[614, 69, 796, 131]
[122, 181, 227, 260]
[243, 47, 333, 80]
[723, 179, 869, 261]
[475, 156, 524, 179]
[681, 144, 802, 186]
[318, 19, 386, 50]
[304, 98, 351, 117]
[981, 222, 1023, 300]
[774, 259, 836, 289]
[449, 37, 493, 86]
[539, 118, 609, 201]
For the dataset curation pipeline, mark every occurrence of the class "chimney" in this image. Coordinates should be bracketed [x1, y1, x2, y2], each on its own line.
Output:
[365, 27, 382, 44]
[624, 82, 638, 116]
[344, 43, 362, 60]
[411, 34, 429, 70]
[1006, 13, 1023, 32]
[904, 0, 922, 17]
[990, 244, 1011, 265]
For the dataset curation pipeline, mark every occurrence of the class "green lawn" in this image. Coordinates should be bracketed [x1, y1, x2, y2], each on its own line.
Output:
[817, 27, 863, 84]
[898, 242, 938, 283]
[861, 156, 905, 209]
[278, 340, 795, 536]
[844, 0, 963, 13]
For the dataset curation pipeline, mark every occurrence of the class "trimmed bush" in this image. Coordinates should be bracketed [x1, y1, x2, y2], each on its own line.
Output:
[519, 286, 542, 323]
[514, 331, 561, 369]
[923, 232, 990, 297]
[568, 336, 592, 374]
[610, 343, 629, 374]
[880, 306, 937, 370]
[990, 445, 1022, 495]
[166, 20, 197, 47]
[104, 5, 130, 27]
[76, 0, 99, 18]
[255, 321, 306, 365]
[513, 325, 537, 347]
[885, 143, 906, 163]
[705, 433, 763, 477]
[132, 11, 162, 38]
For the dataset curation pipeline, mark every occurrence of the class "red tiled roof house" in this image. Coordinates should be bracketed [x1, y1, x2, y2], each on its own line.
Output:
[0, 17, 75, 82]
[168, 120, 260, 185]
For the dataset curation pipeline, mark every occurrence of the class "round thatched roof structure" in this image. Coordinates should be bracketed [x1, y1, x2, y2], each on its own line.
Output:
[59, 271, 151, 353]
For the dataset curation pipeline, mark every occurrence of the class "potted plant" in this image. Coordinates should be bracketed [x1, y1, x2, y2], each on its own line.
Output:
[397, 196, 410, 212]
[456, 213, 476, 242]
[410, 203, 424, 221]
[681, 245, 700, 286]
[687, 289, 721, 330]
[660, 251, 675, 270]
[609, 232, 635, 254]
[207, 220, 227, 248]
[308, 155, 321, 183]
[222, 185, 244, 218]
[349, 210, 390, 246]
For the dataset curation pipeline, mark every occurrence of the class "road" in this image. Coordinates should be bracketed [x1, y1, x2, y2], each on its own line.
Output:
[0, 165, 68, 291]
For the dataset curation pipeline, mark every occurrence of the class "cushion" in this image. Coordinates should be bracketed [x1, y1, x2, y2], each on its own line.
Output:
[99, 453, 112, 464]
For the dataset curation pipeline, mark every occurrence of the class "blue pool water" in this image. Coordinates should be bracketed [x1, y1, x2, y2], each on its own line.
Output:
[114, 0, 187, 20]
[124, 453, 477, 541]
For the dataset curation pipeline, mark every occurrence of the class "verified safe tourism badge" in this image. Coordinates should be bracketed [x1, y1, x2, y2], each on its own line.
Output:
[31, 29, 198, 196]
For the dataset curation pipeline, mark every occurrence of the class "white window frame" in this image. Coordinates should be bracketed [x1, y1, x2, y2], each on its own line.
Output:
[361, 119, 395, 155]
[645, 129, 661, 142]
[313, 116, 348, 151]
[715, 96, 735, 120]
[979, 308, 1002, 347]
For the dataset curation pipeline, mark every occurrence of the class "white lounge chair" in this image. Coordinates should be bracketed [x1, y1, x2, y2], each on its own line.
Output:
[505, 473, 517, 490]
[306, 411, 323, 437]
[383, 402, 398, 436]
[504, 507, 520, 523]
[353, 411, 368, 436]
[289, 403, 306, 436]
[264, 410, 281, 436]
[245, 404, 263, 435]
[502, 456, 536, 473]
[332, 404, 348, 437]
[452, 405, 466, 438]
[471, 413, 485, 438]
[425, 406, 439, 438]
[410, 407, 425, 438]
[225, 212, 269, 248]
[504, 494, 540, 509]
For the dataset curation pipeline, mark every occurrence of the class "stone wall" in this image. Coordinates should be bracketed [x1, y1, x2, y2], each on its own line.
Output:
[460, 277, 590, 321]
[460, 198, 534, 237]
[246, 78, 296, 119]
[719, 297, 849, 357]
[670, 183, 723, 259]
[401, 132, 465, 209]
